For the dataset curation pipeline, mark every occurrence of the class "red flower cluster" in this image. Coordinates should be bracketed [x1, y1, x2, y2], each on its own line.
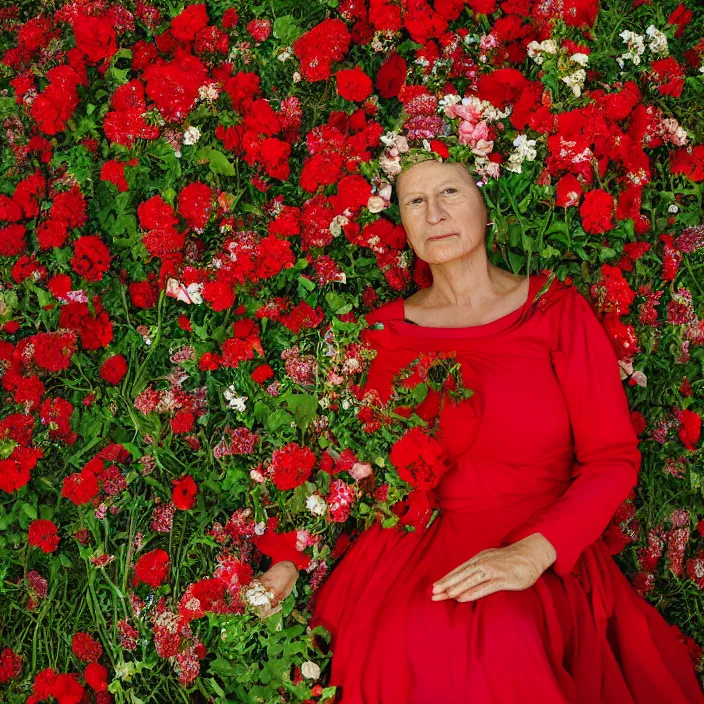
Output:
[269, 442, 317, 491]
[293, 18, 351, 82]
[134, 548, 170, 588]
[389, 427, 449, 492]
[28, 519, 60, 553]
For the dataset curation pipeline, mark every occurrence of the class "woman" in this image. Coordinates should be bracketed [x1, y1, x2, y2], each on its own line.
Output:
[259, 158, 704, 703]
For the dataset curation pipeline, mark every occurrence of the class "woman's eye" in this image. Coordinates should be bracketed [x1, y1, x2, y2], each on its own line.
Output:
[444, 188, 457, 194]
[409, 198, 422, 204]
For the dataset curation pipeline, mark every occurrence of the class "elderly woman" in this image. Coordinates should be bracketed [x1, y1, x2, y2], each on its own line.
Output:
[260, 158, 704, 703]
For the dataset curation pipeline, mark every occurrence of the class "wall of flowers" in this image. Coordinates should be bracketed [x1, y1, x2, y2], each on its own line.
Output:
[0, 0, 703, 702]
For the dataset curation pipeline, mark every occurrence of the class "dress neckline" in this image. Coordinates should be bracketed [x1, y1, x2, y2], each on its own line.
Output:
[389, 273, 546, 339]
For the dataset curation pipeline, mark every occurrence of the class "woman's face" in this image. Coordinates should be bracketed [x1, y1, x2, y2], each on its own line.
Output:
[395, 160, 487, 265]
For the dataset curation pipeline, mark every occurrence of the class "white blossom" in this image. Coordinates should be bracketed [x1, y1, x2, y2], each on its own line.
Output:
[224, 386, 247, 412]
[561, 69, 587, 97]
[646, 25, 669, 55]
[301, 661, 321, 680]
[306, 494, 328, 516]
[183, 126, 201, 146]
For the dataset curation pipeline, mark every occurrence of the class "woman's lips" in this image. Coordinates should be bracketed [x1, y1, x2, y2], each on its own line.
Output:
[427, 233, 458, 241]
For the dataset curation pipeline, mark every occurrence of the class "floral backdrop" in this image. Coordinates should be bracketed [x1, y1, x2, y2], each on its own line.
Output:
[1, 0, 704, 702]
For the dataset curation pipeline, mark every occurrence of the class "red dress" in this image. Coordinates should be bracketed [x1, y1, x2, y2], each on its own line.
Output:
[309, 272, 704, 704]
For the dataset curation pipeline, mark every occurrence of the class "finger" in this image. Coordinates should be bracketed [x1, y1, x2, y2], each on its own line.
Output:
[433, 564, 490, 593]
[432, 568, 492, 600]
[443, 568, 493, 598]
[433, 551, 494, 589]
[456, 580, 504, 602]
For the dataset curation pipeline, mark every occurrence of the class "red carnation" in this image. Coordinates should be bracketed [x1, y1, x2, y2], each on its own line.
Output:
[71, 632, 103, 663]
[247, 18, 271, 42]
[134, 548, 170, 588]
[28, 519, 60, 553]
[84, 662, 108, 692]
[71, 236, 112, 282]
[579, 189, 614, 234]
[678, 409, 701, 451]
[0, 225, 27, 257]
[61, 469, 99, 506]
[170, 409, 195, 434]
[129, 280, 158, 309]
[335, 66, 373, 102]
[269, 443, 317, 491]
[251, 364, 274, 383]
[177, 182, 213, 231]
[100, 354, 128, 385]
[389, 427, 449, 492]
[172, 475, 198, 510]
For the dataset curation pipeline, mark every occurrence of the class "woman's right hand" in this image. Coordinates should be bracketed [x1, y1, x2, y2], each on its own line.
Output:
[258, 560, 299, 609]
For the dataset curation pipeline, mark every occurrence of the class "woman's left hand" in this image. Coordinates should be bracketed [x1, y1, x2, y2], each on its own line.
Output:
[431, 533, 557, 603]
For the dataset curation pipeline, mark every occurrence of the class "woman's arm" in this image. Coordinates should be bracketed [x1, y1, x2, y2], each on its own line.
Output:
[508, 286, 641, 577]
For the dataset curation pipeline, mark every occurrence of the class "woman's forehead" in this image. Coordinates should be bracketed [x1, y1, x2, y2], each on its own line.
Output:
[397, 162, 473, 195]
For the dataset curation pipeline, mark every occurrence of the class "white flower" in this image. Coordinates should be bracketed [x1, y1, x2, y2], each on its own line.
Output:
[570, 53, 589, 66]
[245, 581, 275, 607]
[183, 126, 201, 146]
[254, 521, 267, 536]
[224, 386, 247, 412]
[561, 69, 587, 97]
[367, 195, 388, 213]
[527, 39, 557, 64]
[165, 279, 203, 305]
[277, 48, 292, 62]
[646, 25, 668, 55]
[306, 494, 327, 516]
[618, 30, 645, 66]
[329, 214, 349, 237]
[292, 71, 302, 83]
[301, 661, 321, 680]
[668, 204, 679, 213]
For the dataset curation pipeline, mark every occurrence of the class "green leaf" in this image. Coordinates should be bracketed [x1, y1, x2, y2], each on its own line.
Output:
[273, 15, 303, 44]
[21, 503, 37, 520]
[194, 147, 235, 176]
[284, 393, 318, 432]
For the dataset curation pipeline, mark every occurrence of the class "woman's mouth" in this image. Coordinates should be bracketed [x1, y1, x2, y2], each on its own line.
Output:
[427, 233, 458, 241]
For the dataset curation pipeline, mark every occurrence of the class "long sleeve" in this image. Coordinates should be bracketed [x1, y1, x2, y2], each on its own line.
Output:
[509, 286, 641, 576]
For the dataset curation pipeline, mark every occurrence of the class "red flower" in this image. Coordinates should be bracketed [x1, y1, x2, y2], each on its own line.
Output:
[177, 182, 213, 231]
[0, 225, 27, 256]
[61, 469, 99, 505]
[134, 548, 170, 588]
[251, 364, 274, 384]
[269, 443, 317, 490]
[670, 145, 704, 182]
[129, 280, 158, 309]
[28, 519, 60, 553]
[335, 66, 373, 102]
[84, 662, 108, 692]
[71, 236, 112, 282]
[0, 647, 22, 683]
[678, 409, 701, 451]
[72, 11, 117, 64]
[71, 632, 103, 663]
[170, 409, 195, 434]
[169, 3, 209, 43]
[649, 57, 685, 98]
[389, 427, 449, 492]
[51, 673, 84, 704]
[579, 189, 614, 234]
[375, 53, 406, 99]
[99, 354, 127, 385]
[247, 18, 271, 42]
[555, 174, 583, 208]
[172, 475, 198, 510]
[476, 69, 530, 109]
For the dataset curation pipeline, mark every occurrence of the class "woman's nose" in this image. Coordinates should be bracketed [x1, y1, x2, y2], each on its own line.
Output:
[425, 198, 446, 224]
